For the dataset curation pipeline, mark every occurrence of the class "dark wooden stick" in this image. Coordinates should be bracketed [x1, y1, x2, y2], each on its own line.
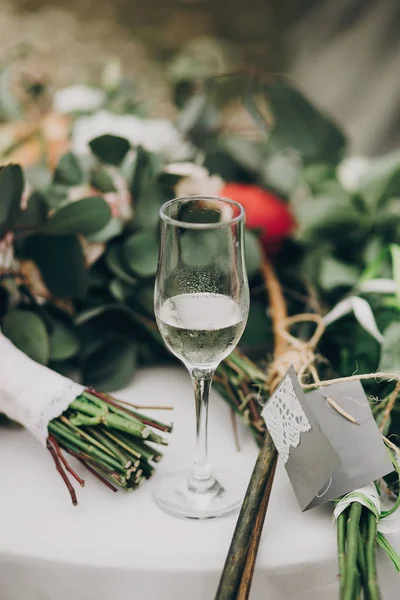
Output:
[237, 455, 277, 599]
[47, 440, 78, 506]
[215, 252, 288, 599]
[215, 434, 276, 599]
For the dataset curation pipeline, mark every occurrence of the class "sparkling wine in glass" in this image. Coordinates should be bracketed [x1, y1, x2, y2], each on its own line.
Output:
[154, 195, 250, 519]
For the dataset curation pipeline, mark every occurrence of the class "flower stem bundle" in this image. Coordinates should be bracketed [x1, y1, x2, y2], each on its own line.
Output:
[47, 389, 172, 504]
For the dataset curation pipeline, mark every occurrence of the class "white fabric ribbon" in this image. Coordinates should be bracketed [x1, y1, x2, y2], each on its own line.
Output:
[0, 334, 84, 446]
[334, 484, 400, 534]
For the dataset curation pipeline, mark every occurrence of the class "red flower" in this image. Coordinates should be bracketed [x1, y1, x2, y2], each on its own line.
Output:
[220, 183, 295, 253]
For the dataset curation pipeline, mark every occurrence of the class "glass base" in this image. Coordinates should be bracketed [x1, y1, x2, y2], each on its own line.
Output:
[153, 468, 244, 520]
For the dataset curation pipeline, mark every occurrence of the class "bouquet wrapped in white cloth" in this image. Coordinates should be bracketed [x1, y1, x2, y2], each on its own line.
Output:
[0, 333, 171, 504]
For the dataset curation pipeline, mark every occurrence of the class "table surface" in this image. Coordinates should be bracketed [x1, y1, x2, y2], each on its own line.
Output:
[0, 367, 398, 600]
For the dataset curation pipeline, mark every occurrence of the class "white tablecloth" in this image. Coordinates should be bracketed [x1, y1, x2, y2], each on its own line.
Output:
[0, 367, 398, 599]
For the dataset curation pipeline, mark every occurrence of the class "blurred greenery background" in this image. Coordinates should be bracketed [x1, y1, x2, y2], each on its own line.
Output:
[1, 0, 400, 154]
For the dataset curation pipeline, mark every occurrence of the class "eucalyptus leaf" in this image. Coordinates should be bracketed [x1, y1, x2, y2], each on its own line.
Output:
[122, 231, 159, 278]
[44, 183, 70, 210]
[380, 323, 400, 372]
[49, 318, 80, 361]
[105, 244, 138, 284]
[54, 152, 83, 186]
[90, 168, 117, 193]
[24, 234, 88, 298]
[263, 79, 346, 164]
[42, 196, 111, 235]
[131, 146, 162, 231]
[84, 217, 123, 243]
[17, 192, 47, 229]
[109, 278, 132, 301]
[0, 164, 24, 238]
[82, 338, 137, 391]
[89, 134, 130, 166]
[75, 303, 137, 326]
[2, 310, 49, 364]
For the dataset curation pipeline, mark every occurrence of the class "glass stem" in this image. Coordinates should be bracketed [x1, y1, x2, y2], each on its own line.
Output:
[188, 367, 215, 491]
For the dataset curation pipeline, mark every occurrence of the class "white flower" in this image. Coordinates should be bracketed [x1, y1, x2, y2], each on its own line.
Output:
[72, 110, 191, 159]
[53, 85, 105, 114]
[170, 161, 224, 198]
[164, 162, 209, 178]
[337, 156, 371, 192]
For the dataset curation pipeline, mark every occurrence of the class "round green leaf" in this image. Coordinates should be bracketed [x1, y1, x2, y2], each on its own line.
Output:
[89, 134, 131, 166]
[42, 196, 111, 235]
[90, 168, 116, 193]
[49, 319, 80, 361]
[17, 192, 48, 229]
[83, 338, 137, 392]
[122, 232, 159, 278]
[3, 310, 49, 365]
[105, 244, 138, 284]
[245, 230, 262, 279]
[24, 234, 88, 298]
[54, 152, 83, 186]
[85, 217, 123, 243]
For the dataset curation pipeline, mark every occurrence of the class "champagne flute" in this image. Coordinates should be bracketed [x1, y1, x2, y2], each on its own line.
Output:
[154, 195, 250, 520]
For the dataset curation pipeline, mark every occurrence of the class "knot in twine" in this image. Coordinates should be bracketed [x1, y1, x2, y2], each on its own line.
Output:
[266, 311, 400, 431]
[267, 313, 325, 391]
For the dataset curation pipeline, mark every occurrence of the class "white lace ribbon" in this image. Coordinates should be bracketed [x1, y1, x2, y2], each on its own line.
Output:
[0, 334, 84, 446]
[262, 373, 311, 464]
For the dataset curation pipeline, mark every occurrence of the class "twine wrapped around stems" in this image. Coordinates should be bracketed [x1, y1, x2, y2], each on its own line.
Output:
[217, 252, 400, 600]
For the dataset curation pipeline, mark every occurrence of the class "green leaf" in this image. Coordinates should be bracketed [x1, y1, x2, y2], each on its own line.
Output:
[380, 323, 400, 372]
[89, 134, 130, 166]
[109, 278, 132, 301]
[262, 153, 301, 195]
[24, 234, 88, 298]
[90, 168, 117, 193]
[2, 310, 49, 364]
[359, 150, 400, 211]
[54, 152, 83, 186]
[85, 217, 123, 243]
[42, 196, 111, 235]
[319, 257, 360, 291]
[263, 79, 346, 164]
[44, 183, 70, 210]
[390, 244, 400, 305]
[49, 318, 80, 361]
[122, 231, 159, 278]
[82, 338, 137, 391]
[131, 146, 162, 231]
[75, 303, 137, 326]
[295, 196, 362, 241]
[17, 192, 47, 229]
[0, 164, 24, 237]
[105, 243, 138, 284]
[178, 91, 208, 135]
[245, 230, 262, 279]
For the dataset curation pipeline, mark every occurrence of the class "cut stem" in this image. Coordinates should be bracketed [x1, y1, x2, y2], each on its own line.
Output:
[342, 503, 363, 600]
[47, 439, 78, 506]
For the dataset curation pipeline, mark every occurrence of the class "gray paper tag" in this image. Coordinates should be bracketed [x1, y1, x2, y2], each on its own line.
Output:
[262, 366, 393, 511]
